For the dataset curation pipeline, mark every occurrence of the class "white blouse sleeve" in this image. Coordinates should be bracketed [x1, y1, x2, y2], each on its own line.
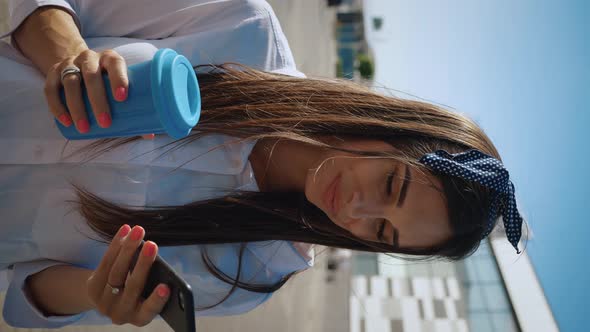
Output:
[0, 0, 81, 40]
[76, 0, 273, 39]
[2, 0, 281, 39]
[1, 0, 304, 76]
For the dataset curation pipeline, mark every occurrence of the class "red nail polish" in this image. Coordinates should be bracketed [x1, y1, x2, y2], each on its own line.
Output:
[58, 114, 73, 127]
[157, 285, 170, 298]
[115, 87, 127, 101]
[143, 242, 156, 257]
[119, 225, 131, 238]
[98, 112, 112, 128]
[77, 119, 90, 133]
[130, 226, 143, 241]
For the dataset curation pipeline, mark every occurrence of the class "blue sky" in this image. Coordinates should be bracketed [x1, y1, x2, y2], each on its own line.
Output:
[363, 1, 589, 331]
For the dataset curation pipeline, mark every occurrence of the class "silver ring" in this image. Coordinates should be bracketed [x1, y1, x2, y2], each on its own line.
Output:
[60, 65, 82, 83]
[107, 282, 125, 295]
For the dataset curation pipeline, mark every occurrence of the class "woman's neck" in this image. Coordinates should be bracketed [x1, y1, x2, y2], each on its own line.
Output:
[248, 137, 319, 193]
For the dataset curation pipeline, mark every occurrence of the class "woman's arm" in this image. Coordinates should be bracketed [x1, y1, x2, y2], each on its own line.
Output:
[9, 5, 136, 134]
[25, 264, 95, 316]
[12, 5, 88, 76]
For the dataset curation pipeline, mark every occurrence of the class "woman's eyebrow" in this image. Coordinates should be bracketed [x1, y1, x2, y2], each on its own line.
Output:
[397, 165, 411, 207]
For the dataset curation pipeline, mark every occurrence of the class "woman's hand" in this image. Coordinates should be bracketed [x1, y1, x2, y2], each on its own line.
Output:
[45, 48, 155, 140]
[13, 7, 153, 139]
[86, 225, 170, 327]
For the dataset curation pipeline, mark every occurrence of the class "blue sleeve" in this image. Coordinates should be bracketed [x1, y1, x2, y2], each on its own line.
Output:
[1, 243, 302, 327]
[2, 260, 89, 328]
[1, 259, 167, 328]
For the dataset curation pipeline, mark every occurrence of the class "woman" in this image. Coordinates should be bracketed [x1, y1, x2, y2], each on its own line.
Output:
[0, 0, 525, 328]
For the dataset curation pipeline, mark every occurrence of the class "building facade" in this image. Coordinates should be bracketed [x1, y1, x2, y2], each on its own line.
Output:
[350, 238, 525, 332]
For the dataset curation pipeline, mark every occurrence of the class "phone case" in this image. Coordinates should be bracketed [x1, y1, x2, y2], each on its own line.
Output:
[130, 241, 196, 332]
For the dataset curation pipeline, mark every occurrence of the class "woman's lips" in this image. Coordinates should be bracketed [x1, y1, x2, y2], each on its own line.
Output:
[324, 174, 340, 216]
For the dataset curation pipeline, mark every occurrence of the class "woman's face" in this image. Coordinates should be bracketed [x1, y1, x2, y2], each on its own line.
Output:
[304, 138, 453, 249]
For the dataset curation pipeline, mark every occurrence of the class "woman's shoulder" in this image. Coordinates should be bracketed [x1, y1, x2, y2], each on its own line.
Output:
[195, 240, 312, 276]
[239, 0, 275, 12]
[223, 0, 301, 76]
[289, 241, 315, 267]
[245, 240, 314, 273]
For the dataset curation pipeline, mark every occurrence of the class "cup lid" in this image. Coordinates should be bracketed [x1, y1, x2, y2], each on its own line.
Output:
[151, 48, 201, 139]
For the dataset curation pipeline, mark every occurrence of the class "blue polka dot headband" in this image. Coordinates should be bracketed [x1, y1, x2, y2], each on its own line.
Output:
[419, 149, 523, 254]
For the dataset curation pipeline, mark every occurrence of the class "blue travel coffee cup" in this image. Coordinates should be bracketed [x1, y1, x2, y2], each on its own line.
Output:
[56, 48, 201, 140]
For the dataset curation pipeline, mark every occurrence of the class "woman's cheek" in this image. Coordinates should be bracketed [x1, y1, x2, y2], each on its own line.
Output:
[348, 222, 373, 241]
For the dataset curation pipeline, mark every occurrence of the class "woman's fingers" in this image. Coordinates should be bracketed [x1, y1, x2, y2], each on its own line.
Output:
[123, 241, 157, 301]
[87, 224, 169, 327]
[125, 241, 170, 327]
[59, 59, 90, 133]
[104, 225, 149, 324]
[74, 50, 112, 129]
[45, 49, 129, 134]
[87, 224, 130, 306]
[133, 283, 170, 327]
[44, 63, 73, 128]
[100, 49, 128, 103]
[107, 226, 144, 295]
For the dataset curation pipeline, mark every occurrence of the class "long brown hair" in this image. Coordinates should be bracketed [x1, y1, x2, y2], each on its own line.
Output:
[67, 64, 524, 309]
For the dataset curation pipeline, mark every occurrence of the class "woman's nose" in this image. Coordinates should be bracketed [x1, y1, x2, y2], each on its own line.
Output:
[342, 191, 383, 224]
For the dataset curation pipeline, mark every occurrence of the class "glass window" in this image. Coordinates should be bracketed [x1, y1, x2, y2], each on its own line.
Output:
[490, 312, 520, 332]
[474, 257, 501, 283]
[469, 312, 495, 332]
[482, 284, 510, 311]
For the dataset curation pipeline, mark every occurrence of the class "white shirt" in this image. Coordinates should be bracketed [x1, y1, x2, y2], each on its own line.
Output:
[0, 0, 313, 328]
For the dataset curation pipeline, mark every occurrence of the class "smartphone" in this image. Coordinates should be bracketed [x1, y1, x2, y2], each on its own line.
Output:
[129, 240, 196, 332]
